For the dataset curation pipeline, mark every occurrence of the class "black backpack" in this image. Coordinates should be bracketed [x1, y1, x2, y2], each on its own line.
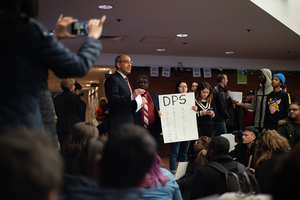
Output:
[206, 161, 261, 195]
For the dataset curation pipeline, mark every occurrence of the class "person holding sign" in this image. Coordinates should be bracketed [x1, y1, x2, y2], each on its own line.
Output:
[192, 82, 216, 137]
[169, 80, 191, 174]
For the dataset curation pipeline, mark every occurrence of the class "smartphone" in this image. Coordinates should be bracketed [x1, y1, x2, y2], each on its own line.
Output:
[71, 21, 89, 36]
[207, 108, 213, 111]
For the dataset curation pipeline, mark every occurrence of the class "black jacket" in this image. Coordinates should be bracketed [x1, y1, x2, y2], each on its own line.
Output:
[212, 84, 229, 122]
[190, 155, 246, 199]
[229, 142, 256, 168]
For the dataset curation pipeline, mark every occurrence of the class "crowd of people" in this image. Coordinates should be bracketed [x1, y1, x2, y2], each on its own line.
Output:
[2, 1, 300, 200]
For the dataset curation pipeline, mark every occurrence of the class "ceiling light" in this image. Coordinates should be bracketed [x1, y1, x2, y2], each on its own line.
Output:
[225, 51, 234, 54]
[156, 49, 166, 52]
[98, 5, 114, 9]
[86, 84, 90, 86]
[176, 33, 188, 38]
[99, 68, 109, 71]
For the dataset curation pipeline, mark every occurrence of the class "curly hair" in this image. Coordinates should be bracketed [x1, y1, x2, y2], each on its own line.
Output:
[195, 82, 213, 104]
[195, 136, 211, 165]
[254, 130, 290, 169]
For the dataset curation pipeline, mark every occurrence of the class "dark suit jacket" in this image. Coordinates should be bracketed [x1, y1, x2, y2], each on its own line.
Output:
[135, 91, 162, 135]
[104, 72, 137, 134]
[54, 90, 85, 133]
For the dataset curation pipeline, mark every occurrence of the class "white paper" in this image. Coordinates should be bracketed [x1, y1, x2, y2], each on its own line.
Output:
[203, 68, 212, 78]
[162, 67, 170, 77]
[159, 93, 198, 143]
[150, 66, 159, 77]
[228, 91, 243, 103]
[193, 68, 201, 77]
[135, 95, 143, 112]
[221, 134, 236, 152]
[174, 162, 189, 180]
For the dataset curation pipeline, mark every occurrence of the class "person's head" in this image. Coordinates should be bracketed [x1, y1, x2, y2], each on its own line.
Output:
[115, 55, 132, 76]
[259, 68, 272, 84]
[288, 102, 300, 121]
[99, 97, 107, 108]
[100, 124, 156, 188]
[272, 73, 285, 89]
[190, 82, 199, 92]
[217, 74, 228, 87]
[246, 90, 255, 102]
[282, 84, 288, 92]
[254, 130, 290, 169]
[207, 136, 229, 161]
[74, 82, 82, 95]
[0, 129, 62, 200]
[232, 130, 243, 144]
[194, 136, 211, 165]
[175, 80, 188, 93]
[62, 122, 99, 157]
[271, 143, 300, 200]
[137, 75, 149, 91]
[142, 154, 168, 189]
[242, 126, 258, 146]
[78, 138, 104, 183]
[2, 0, 39, 18]
[60, 78, 75, 92]
[195, 82, 213, 103]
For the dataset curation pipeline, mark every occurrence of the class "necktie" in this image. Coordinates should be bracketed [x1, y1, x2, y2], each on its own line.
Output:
[125, 77, 133, 95]
[143, 95, 149, 128]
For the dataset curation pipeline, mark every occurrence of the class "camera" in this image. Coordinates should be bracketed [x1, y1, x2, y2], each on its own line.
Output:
[71, 21, 88, 36]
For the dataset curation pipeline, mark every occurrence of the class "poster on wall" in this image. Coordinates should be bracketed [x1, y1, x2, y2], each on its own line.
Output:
[150, 66, 159, 77]
[237, 69, 247, 84]
[162, 67, 171, 77]
[203, 68, 212, 78]
[193, 68, 201, 77]
[158, 92, 198, 143]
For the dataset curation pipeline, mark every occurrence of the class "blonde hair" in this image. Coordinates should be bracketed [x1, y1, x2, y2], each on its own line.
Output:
[60, 78, 75, 91]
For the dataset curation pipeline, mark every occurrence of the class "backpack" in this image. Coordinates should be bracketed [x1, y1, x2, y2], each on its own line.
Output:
[206, 161, 261, 195]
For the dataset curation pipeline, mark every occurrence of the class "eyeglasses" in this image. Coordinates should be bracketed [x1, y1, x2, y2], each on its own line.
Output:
[138, 81, 149, 85]
[179, 86, 187, 88]
[288, 108, 300, 112]
[119, 60, 133, 65]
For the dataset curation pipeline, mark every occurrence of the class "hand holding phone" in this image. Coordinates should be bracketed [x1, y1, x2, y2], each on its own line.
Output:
[71, 21, 89, 36]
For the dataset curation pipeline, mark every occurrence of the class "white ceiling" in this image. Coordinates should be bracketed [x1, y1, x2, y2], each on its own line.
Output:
[39, 0, 300, 91]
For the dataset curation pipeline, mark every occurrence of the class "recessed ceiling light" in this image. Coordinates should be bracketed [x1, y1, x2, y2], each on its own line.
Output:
[225, 51, 234, 54]
[156, 49, 166, 52]
[86, 84, 90, 86]
[176, 33, 188, 38]
[98, 5, 114, 9]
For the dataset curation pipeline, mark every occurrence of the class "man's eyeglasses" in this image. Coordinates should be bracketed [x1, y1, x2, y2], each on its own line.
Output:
[288, 108, 300, 112]
[138, 81, 149, 85]
[119, 60, 133, 65]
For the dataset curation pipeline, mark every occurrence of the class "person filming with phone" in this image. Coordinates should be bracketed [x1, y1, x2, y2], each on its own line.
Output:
[0, 0, 106, 133]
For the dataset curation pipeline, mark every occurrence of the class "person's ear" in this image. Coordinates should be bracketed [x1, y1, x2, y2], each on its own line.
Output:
[137, 172, 151, 187]
[94, 154, 102, 174]
[116, 62, 121, 70]
[47, 190, 58, 200]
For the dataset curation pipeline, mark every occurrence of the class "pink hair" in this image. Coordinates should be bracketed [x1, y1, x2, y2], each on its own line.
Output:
[142, 154, 169, 188]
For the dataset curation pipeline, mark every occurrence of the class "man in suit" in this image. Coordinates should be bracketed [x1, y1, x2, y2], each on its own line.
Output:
[135, 75, 162, 152]
[104, 55, 145, 135]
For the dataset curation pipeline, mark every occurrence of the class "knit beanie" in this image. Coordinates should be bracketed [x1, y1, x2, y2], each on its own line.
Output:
[273, 73, 285, 86]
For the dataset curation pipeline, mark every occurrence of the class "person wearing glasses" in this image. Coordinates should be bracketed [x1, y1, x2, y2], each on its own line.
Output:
[104, 55, 146, 135]
[263, 73, 291, 132]
[277, 102, 300, 149]
[135, 75, 162, 152]
[169, 80, 191, 174]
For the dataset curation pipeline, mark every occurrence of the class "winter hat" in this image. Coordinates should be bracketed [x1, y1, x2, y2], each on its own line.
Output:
[273, 73, 285, 86]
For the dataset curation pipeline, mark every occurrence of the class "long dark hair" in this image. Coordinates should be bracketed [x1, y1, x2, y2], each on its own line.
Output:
[175, 80, 187, 93]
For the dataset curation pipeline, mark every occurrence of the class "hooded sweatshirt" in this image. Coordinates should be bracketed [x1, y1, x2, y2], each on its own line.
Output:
[241, 68, 273, 129]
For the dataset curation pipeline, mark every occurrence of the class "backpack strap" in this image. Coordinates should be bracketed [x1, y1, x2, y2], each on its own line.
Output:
[206, 161, 242, 193]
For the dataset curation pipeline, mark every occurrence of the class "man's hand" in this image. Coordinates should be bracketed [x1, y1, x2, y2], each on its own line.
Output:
[158, 110, 162, 117]
[234, 100, 242, 106]
[133, 89, 145, 99]
[142, 97, 147, 105]
[53, 14, 77, 40]
[87, 15, 106, 39]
